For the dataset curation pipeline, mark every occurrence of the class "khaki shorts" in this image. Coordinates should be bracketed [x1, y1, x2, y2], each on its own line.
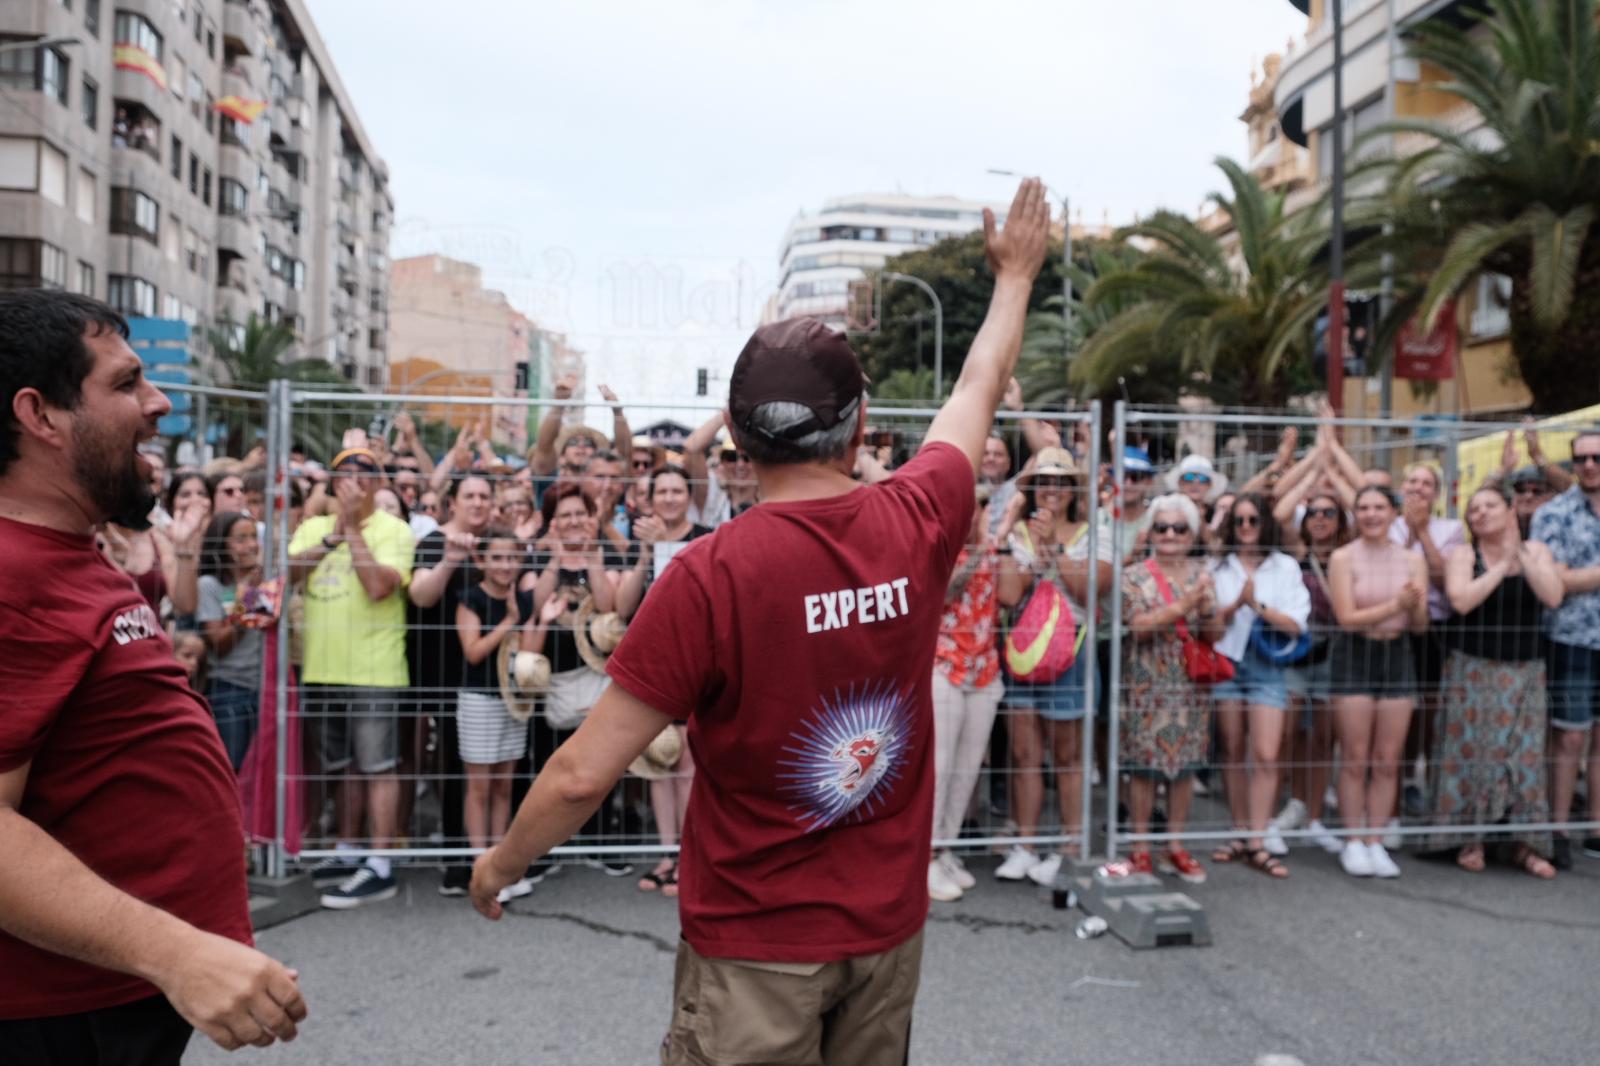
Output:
[661, 929, 923, 1066]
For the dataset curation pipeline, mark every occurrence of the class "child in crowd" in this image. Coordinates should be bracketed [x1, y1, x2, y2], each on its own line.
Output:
[172, 630, 209, 695]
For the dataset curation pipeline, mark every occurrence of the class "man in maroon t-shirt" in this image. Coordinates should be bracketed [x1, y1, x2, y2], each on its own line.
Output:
[471, 179, 1048, 1062]
[0, 291, 307, 1064]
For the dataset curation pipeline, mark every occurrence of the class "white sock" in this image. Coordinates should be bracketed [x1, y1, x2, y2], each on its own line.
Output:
[367, 856, 392, 879]
[334, 841, 358, 855]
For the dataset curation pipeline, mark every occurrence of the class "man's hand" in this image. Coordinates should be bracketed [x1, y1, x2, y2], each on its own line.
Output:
[169, 498, 211, 553]
[598, 384, 620, 407]
[1276, 426, 1299, 468]
[983, 177, 1051, 282]
[1523, 419, 1546, 465]
[469, 847, 523, 920]
[393, 411, 418, 442]
[334, 478, 366, 528]
[553, 374, 579, 401]
[443, 530, 476, 563]
[154, 931, 306, 1051]
[1002, 377, 1023, 413]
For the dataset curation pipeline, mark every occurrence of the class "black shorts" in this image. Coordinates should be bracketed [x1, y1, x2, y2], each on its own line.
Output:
[1330, 632, 1417, 700]
[0, 994, 191, 1066]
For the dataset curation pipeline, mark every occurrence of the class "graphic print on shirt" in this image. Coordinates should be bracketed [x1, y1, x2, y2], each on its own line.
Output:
[777, 680, 914, 832]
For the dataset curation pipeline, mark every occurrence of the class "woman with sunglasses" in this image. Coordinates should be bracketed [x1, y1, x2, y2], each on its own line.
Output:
[683, 414, 759, 528]
[1426, 485, 1562, 878]
[993, 448, 1111, 886]
[1276, 491, 1351, 855]
[1120, 493, 1223, 882]
[1209, 494, 1310, 879]
[1327, 486, 1429, 878]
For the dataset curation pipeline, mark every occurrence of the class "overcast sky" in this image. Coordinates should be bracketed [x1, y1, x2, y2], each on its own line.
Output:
[309, 0, 1307, 425]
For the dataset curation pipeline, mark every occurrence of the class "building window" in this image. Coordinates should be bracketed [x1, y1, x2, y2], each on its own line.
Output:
[0, 137, 37, 191]
[162, 293, 180, 319]
[219, 178, 248, 216]
[40, 242, 66, 288]
[110, 186, 160, 243]
[85, 0, 100, 36]
[185, 226, 204, 276]
[76, 260, 94, 295]
[0, 239, 68, 290]
[111, 101, 160, 158]
[107, 274, 156, 317]
[188, 152, 198, 195]
[81, 75, 97, 128]
[204, 92, 214, 133]
[187, 72, 203, 120]
[113, 12, 163, 65]
[206, 27, 215, 59]
[161, 214, 179, 260]
[201, 167, 211, 206]
[38, 142, 65, 205]
[170, 134, 181, 178]
[0, 39, 70, 106]
[75, 167, 95, 224]
[220, 116, 250, 148]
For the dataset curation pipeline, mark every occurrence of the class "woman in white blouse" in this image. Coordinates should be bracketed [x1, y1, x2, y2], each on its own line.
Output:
[1210, 493, 1311, 879]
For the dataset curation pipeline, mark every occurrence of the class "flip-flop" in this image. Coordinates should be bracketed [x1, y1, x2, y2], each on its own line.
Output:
[638, 861, 675, 893]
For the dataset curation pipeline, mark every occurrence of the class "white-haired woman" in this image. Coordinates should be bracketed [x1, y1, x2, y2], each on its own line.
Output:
[1119, 493, 1223, 883]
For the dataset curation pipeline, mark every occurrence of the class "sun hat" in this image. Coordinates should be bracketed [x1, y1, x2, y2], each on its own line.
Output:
[1122, 446, 1155, 474]
[554, 424, 609, 457]
[627, 726, 683, 781]
[1018, 447, 1082, 492]
[727, 318, 868, 448]
[497, 643, 551, 723]
[330, 447, 382, 474]
[572, 596, 628, 673]
[1164, 454, 1229, 501]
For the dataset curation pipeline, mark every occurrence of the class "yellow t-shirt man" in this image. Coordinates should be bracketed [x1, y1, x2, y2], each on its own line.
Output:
[288, 509, 416, 687]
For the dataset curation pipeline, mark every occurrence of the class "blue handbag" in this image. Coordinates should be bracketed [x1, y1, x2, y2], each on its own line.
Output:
[1250, 617, 1313, 666]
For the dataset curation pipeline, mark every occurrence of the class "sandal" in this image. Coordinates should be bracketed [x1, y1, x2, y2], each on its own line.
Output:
[1511, 845, 1555, 880]
[1455, 845, 1485, 873]
[661, 865, 680, 898]
[1246, 848, 1290, 879]
[638, 860, 676, 893]
[1211, 838, 1248, 864]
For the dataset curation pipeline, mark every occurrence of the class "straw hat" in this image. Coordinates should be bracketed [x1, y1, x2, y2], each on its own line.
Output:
[497, 642, 551, 723]
[554, 424, 609, 456]
[1163, 454, 1229, 502]
[572, 596, 628, 673]
[628, 726, 683, 780]
[1018, 447, 1081, 492]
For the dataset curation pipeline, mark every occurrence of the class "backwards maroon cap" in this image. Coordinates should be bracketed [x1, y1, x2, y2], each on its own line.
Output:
[727, 318, 867, 447]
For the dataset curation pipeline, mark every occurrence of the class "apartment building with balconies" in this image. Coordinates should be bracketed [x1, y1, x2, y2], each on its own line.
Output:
[0, 0, 392, 387]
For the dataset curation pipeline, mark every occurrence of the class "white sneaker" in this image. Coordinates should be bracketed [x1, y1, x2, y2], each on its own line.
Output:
[995, 845, 1039, 881]
[1365, 842, 1401, 878]
[1340, 841, 1374, 877]
[1262, 825, 1289, 857]
[928, 858, 963, 902]
[1324, 785, 1340, 812]
[496, 877, 534, 903]
[1026, 853, 1064, 887]
[1382, 817, 1402, 850]
[1308, 819, 1343, 854]
[1272, 798, 1307, 832]
[939, 850, 976, 891]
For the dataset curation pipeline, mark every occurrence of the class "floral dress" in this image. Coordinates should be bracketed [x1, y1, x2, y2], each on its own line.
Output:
[1120, 561, 1210, 780]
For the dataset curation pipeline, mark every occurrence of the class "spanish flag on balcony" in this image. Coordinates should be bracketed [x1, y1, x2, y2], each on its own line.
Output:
[214, 96, 268, 124]
[113, 43, 168, 91]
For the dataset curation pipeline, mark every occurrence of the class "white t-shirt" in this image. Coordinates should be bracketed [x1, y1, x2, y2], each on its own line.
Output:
[1210, 550, 1311, 662]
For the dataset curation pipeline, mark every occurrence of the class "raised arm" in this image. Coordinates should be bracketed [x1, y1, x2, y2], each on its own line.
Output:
[683, 412, 725, 512]
[598, 385, 631, 453]
[922, 178, 1050, 471]
[531, 374, 578, 477]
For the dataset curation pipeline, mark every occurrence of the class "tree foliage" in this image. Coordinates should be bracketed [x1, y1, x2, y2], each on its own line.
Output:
[205, 314, 347, 389]
[1349, 0, 1600, 412]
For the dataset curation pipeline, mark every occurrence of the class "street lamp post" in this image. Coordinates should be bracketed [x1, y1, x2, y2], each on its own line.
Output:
[990, 168, 1071, 354]
[880, 271, 943, 400]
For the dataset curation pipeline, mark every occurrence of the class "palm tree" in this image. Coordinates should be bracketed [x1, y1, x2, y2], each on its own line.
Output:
[1354, 0, 1600, 412]
[205, 313, 346, 389]
[1067, 158, 1331, 411]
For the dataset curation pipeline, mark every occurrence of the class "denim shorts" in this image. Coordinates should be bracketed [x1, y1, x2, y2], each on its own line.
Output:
[304, 684, 401, 774]
[1002, 647, 1088, 722]
[1213, 646, 1289, 710]
[1547, 641, 1600, 731]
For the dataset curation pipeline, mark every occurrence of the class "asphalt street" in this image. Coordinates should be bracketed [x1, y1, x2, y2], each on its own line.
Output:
[189, 842, 1599, 1066]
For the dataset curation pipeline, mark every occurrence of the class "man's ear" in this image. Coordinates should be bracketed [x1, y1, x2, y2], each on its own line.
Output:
[10, 388, 69, 448]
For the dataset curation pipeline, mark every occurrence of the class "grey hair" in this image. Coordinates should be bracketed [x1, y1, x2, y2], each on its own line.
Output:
[739, 399, 863, 465]
[1147, 492, 1202, 534]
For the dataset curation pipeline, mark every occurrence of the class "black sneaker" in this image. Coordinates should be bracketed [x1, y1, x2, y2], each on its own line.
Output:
[306, 856, 363, 886]
[1403, 783, 1427, 818]
[1581, 836, 1600, 859]
[1552, 836, 1573, 871]
[583, 857, 634, 877]
[438, 866, 471, 897]
[320, 866, 399, 909]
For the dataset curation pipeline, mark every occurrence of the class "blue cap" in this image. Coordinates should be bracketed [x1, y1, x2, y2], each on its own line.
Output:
[1123, 446, 1154, 474]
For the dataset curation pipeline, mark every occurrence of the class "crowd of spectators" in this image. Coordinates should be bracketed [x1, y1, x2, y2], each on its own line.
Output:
[114, 375, 1600, 911]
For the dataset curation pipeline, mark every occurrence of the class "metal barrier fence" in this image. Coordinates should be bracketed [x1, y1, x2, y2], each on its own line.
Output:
[142, 384, 1600, 886]
[1106, 402, 1600, 876]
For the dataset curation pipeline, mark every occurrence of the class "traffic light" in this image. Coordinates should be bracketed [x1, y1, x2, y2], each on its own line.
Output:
[696, 368, 708, 397]
[514, 361, 529, 391]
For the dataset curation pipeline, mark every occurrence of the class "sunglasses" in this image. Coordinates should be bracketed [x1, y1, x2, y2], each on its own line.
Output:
[1575, 453, 1600, 466]
[1513, 483, 1547, 495]
[1034, 477, 1074, 490]
[1233, 513, 1260, 527]
[218, 486, 245, 496]
[335, 462, 381, 476]
[632, 459, 652, 471]
[1151, 522, 1189, 535]
[1126, 470, 1152, 482]
[1179, 472, 1212, 484]
[416, 503, 438, 513]
[1306, 506, 1340, 519]
[720, 450, 751, 464]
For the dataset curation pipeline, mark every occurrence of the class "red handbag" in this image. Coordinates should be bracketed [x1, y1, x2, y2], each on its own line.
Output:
[1144, 560, 1234, 685]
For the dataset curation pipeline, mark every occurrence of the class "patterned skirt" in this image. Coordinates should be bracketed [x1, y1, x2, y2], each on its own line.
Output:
[1119, 637, 1210, 781]
[1425, 650, 1551, 854]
